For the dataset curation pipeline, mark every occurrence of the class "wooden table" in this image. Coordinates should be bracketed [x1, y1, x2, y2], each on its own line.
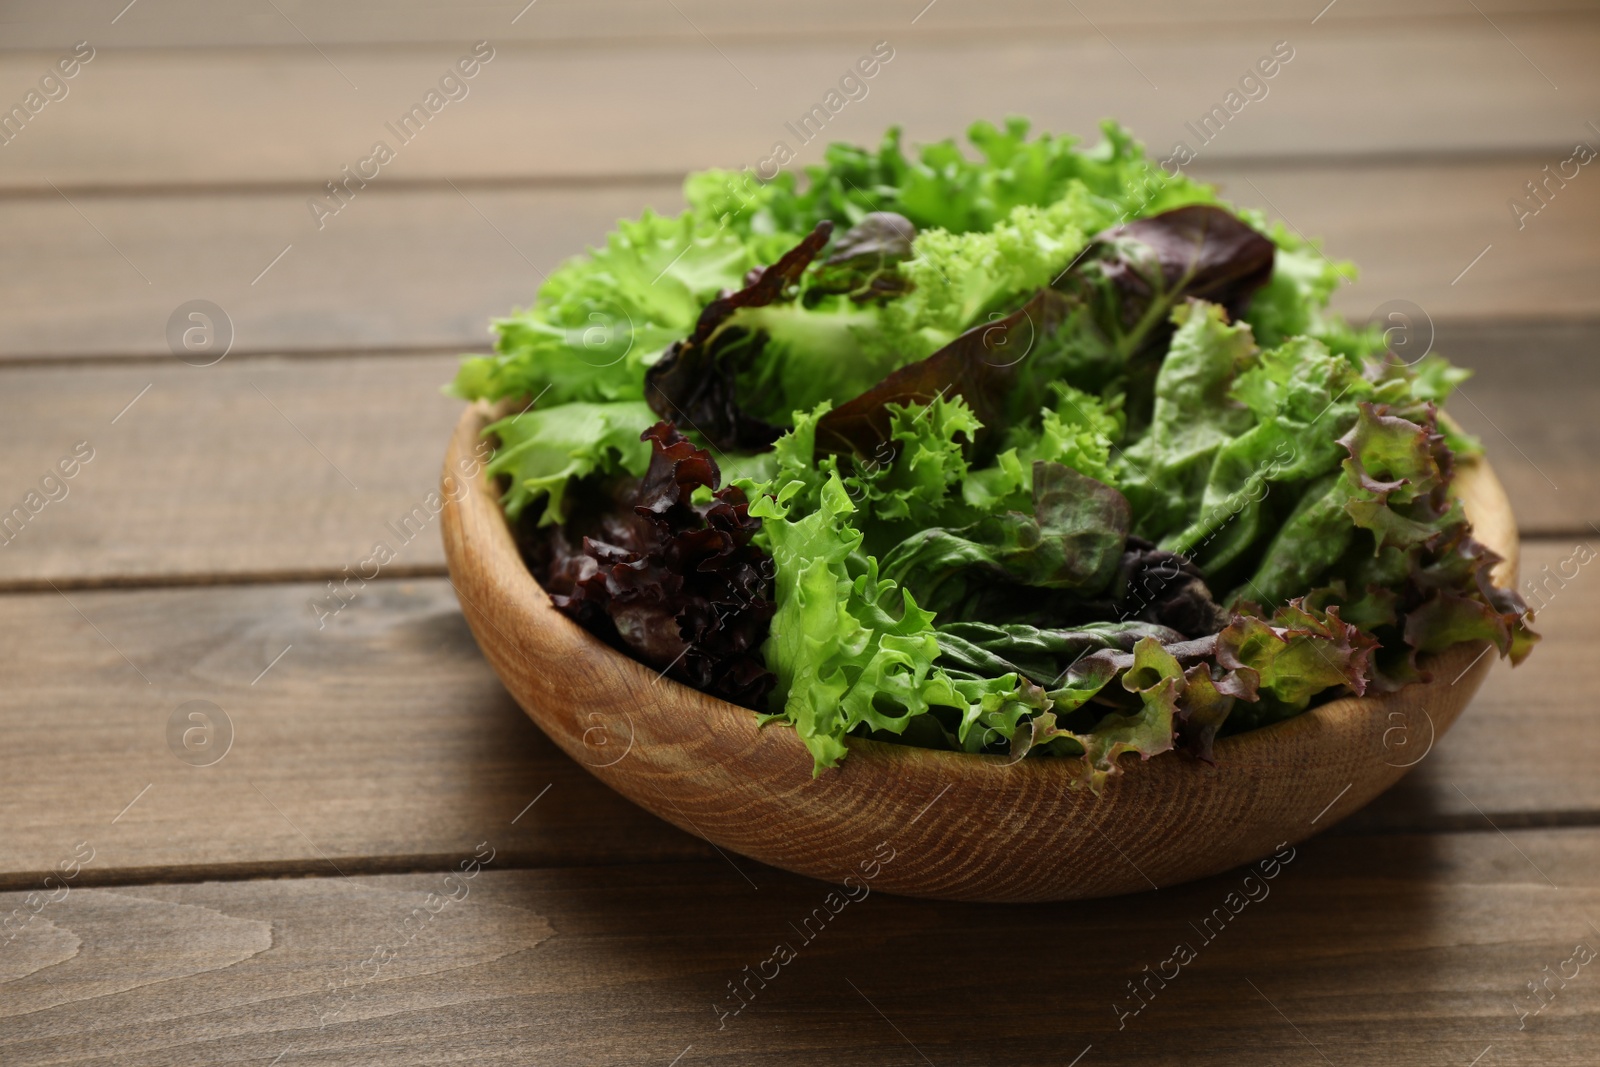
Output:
[3, 2, 1597, 1063]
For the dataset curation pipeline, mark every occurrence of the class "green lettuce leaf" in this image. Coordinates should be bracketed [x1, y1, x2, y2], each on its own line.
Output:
[452, 211, 778, 406]
[751, 474, 964, 772]
[1239, 220, 1360, 353]
[484, 400, 655, 523]
[1117, 300, 1258, 536]
[851, 395, 983, 529]
[878, 191, 1099, 356]
[1087, 636, 1184, 783]
[1166, 335, 1370, 576]
[780, 117, 1216, 237]
[1215, 600, 1377, 726]
[881, 461, 1132, 613]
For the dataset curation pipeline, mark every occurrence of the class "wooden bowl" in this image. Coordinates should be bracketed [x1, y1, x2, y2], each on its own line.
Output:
[440, 402, 1519, 902]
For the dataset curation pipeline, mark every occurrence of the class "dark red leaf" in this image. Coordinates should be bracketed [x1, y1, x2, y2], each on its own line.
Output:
[814, 287, 1075, 456]
[1065, 204, 1276, 343]
[541, 422, 777, 709]
[644, 222, 834, 451]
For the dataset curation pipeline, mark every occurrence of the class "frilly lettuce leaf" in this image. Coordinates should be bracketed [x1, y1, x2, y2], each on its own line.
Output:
[1238, 217, 1359, 354]
[457, 120, 1222, 416]
[1019, 382, 1124, 486]
[484, 400, 655, 523]
[880, 460, 1132, 614]
[966, 382, 1124, 512]
[973, 635, 1186, 790]
[1216, 600, 1378, 728]
[852, 395, 983, 528]
[776, 117, 1216, 237]
[1089, 637, 1183, 781]
[541, 422, 778, 709]
[879, 191, 1098, 353]
[453, 211, 780, 406]
[751, 474, 965, 772]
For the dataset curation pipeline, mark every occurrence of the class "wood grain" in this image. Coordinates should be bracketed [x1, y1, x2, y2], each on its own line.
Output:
[2, 833, 1597, 1065]
[4, 159, 1597, 362]
[0, 577, 710, 887]
[3, 19, 1597, 192]
[0, 354, 463, 587]
[442, 401, 1525, 901]
[0, 184, 645, 360]
[1439, 319, 1600, 538]
[3, 0, 1588, 50]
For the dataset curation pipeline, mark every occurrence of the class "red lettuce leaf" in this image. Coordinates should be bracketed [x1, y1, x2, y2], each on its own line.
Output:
[644, 222, 834, 451]
[1336, 402, 1461, 550]
[1110, 535, 1229, 639]
[813, 212, 918, 302]
[542, 422, 778, 709]
[815, 286, 1075, 457]
[815, 204, 1274, 458]
[1052, 204, 1276, 428]
[823, 211, 917, 265]
[1323, 404, 1539, 678]
[1215, 598, 1378, 715]
[1062, 204, 1276, 350]
[1175, 661, 1256, 764]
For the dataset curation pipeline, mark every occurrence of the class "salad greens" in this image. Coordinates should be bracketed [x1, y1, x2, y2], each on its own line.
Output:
[454, 119, 1536, 788]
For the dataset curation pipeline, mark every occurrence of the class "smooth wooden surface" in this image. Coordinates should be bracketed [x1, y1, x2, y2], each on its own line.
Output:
[2, 0, 1596, 1057]
[443, 402, 1517, 902]
[5, 0, 1592, 49]
[2, 834, 1598, 1065]
[0, 579, 715, 890]
[5, 18, 1599, 192]
[0, 354, 463, 587]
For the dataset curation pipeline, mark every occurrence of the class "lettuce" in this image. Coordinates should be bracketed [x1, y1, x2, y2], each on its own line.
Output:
[880, 192, 1098, 354]
[751, 474, 965, 771]
[538, 422, 778, 709]
[1117, 301, 1259, 538]
[459, 120, 1220, 414]
[459, 118, 1537, 787]
[485, 400, 655, 523]
[851, 394, 982, 530]
[787, 117, 1215, 236]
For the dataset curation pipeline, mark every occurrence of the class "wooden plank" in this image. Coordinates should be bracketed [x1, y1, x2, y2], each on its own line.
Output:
[3, 158, 1596, 362]
[0, 542, 1593, 884]
[1431, 321, 1600, 539]
[2, 833, 1598, 1064]
[0, 577, 712, 887]
[0, 355, 464, 586]
[0, 340, 1592, 583]
[1, 18, 1596, 192]
[3, 0, 1589, 50]
[0, 185, 645, 361]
